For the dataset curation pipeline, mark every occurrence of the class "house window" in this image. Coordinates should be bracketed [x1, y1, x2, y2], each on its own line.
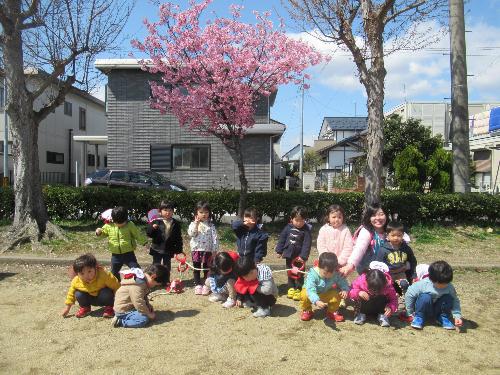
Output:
[0, 141, 13, 155]
[47, 151, 64, 164]
[87, 154, 95, 166]
[172, 145, 210, 170]
[64, 101, 72, 116]
[104, 156, 108, 167]
[150, 144, 172, 171]
[79, 107, 86, 130]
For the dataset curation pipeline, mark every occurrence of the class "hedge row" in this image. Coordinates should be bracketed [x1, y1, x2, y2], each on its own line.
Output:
[1, 186, 498, 226]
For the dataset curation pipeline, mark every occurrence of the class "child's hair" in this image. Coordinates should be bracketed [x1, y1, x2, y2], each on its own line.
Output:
[428, 260, 453, 284]
[318, 252, 338, 272]
[386, 221, 404, 234]
[361, 202, 387, 232]
[290, 206, 308, 220]
[73, 253, 97, 274]
[194, 201, 212, 219]
[365, 269, 388, 295]
[211, 252, 235, 274]
[159, 200, 175, 210]
[144, 264, 170, 286]
[243, 207, 261, 224]
[324, 204, 345, 224]
[235, 256, 257, 277]
[111, 206, 128, 224]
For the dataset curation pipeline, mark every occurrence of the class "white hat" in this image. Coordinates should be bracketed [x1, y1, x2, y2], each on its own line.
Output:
[369, 261, 389, 273]
[416, 264, 429, 280]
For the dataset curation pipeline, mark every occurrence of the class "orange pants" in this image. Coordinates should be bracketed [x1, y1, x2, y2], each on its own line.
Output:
[299, 288, 341, 313]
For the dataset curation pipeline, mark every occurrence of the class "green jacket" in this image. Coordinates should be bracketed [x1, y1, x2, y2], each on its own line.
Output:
[100, 222, 145, 254]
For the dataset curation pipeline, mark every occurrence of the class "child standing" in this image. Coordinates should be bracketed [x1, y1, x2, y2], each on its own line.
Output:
[316, 205, 353, 269]
[299, 252, 350, 322]
[112, 264, 169, 328]
[376, 221, 417, 294]
[234, 256, 278, 318]
[205, 251, 239, 308]
[146, 201, 183, 278]
[187, 201, 219, 295]
[62, 253, 120, 318]
[405, 260, 463, 330]
[96, 206, 145, 280]
[348, 262, 398, 327]
[275, 206, 312, 301]
[232, 208, 268, 263]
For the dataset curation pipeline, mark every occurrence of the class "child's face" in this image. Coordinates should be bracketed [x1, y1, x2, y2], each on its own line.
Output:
[146, 274, 161, 288]
[161, 208, 174, 220]
[328, 211, 344, 229]
[78, 266, 97, 283]
[243, 215, 257, 230]
[291, 215, 305, 229]
[242, 269, 258, 281]
[115, 221, 127, 228]
[197, 209, 210, 222]
[318, 268, 334, 279]
[387, 230, 404, 247]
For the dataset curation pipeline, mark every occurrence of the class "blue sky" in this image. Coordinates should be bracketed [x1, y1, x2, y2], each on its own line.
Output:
[96, 0, 500, 155]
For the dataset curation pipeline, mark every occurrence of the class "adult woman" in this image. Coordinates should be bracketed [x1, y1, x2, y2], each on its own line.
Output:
[340, 203, 388, 276]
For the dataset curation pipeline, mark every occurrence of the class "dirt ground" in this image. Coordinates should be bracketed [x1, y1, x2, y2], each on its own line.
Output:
[0, 263, 499, 375]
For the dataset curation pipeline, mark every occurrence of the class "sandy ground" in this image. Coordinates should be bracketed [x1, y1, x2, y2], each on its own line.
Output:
[0, 263, 499, 375]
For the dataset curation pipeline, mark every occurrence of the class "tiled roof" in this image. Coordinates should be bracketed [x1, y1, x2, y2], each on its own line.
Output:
[323, 117, 367, 130]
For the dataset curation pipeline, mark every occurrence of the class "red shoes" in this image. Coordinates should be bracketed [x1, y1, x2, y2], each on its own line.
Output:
[327, 311, 345, 322]
[102, 306, 115, 318]
[75, 306, 91, 318]
[300, 310, 314, 321]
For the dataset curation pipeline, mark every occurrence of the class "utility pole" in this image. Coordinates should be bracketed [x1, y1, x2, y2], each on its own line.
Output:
[299, 78, 304, 191]
[449, 0, 470, 193]
[3, 77, 8, 187]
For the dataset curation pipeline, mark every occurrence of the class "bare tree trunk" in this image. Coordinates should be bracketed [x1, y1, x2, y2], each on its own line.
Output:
[232, 137, 248, 218]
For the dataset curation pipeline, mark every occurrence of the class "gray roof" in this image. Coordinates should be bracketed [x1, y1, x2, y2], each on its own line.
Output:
[323, 117, 367, 130]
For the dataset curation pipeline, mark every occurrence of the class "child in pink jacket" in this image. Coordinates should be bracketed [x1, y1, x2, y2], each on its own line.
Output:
[348, 261, 398, 327]
[316, 205, 353, 272]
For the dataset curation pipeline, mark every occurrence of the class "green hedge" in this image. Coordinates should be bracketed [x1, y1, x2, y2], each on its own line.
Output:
[0, 186, 498, 225]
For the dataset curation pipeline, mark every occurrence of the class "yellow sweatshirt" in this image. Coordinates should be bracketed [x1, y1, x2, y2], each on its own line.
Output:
[65, 268, 120, 305]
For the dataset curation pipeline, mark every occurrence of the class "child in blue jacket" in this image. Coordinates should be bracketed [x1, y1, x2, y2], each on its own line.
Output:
[232, 208, 268, 263]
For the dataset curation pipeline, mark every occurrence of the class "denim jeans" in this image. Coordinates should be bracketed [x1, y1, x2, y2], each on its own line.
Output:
[115, 310, 149, 328]
[111, 252, 140, 280]
[75, 287, 114, 307]
[414, 293, 453, 320]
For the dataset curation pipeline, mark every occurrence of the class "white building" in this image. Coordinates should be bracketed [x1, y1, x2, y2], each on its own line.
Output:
[0, 72, 107, 185]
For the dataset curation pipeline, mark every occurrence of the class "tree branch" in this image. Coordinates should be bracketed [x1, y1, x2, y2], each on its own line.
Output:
[384, 0, 426, 24]
[19, 0, 39, 22]
[34, 75, 76, 123]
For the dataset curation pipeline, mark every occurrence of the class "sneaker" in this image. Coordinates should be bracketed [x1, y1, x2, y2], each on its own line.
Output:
[300, 310, 314, 321]
[194, 285, 203, 295]
[353, 313, 366, 325]
[111, 316, 121, 328]
[208, 293, 226, 303]
[287, 287, 296, 299]
[102, 306, 114, 318]
[292, 289, 302, 301]
[201, 285, 211, 296]
[332, 311, 345, 322]
[243, 300, 256, 308]
[378, 314, 391, 327]
[411, 315, 424, 329]
[75, 306, 91, 318]
[437, 314, 455, 330]
[253, 307, 271, 318]
[222, 298, 236, 308]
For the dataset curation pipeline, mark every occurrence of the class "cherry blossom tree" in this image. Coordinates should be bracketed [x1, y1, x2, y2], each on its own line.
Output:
[133, 0, 324, 216]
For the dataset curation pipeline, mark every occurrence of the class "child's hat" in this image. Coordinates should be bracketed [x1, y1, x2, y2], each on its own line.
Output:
[416, 264, 429, 280]
[369, 261, 389, 273]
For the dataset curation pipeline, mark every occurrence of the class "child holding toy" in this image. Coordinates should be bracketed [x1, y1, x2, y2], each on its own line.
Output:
[96, 206, 145, 280]
[234, 256, 278, 318]
[112, 264, 169, 328]
[205, 251, 239, 308]
[275, 206, 312, 301]
[62, 253, 120, 318]
[232, 207, 268, 263]
[299, 252, 350, 321]
[188, 201, 219, 295]
[146, 200, 183, 278]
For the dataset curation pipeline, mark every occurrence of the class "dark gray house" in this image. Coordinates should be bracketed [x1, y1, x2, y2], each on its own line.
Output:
[95, 59, 285, 191]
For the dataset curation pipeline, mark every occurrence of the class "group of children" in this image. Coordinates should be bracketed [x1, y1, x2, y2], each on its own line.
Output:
[62, 201, 463, 331]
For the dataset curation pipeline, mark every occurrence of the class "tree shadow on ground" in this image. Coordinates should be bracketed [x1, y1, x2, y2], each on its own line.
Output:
[0, 272, 16, 281]
[154, 309, 200, 325]
[272, 303, 296, 317]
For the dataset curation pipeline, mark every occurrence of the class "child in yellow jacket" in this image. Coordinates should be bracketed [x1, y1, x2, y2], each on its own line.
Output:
[62, 253, 120, 318]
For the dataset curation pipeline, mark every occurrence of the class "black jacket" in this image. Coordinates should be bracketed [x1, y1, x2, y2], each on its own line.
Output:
[275, 223, 312, 261]
[146, 218, 183, 256]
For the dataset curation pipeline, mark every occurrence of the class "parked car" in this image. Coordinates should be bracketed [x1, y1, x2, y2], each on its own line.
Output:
[84, 169, 187, 191]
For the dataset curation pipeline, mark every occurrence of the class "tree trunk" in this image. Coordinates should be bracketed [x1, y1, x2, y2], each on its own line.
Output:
[232, 137, 248, 218]
[1, 1, 66, 250]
